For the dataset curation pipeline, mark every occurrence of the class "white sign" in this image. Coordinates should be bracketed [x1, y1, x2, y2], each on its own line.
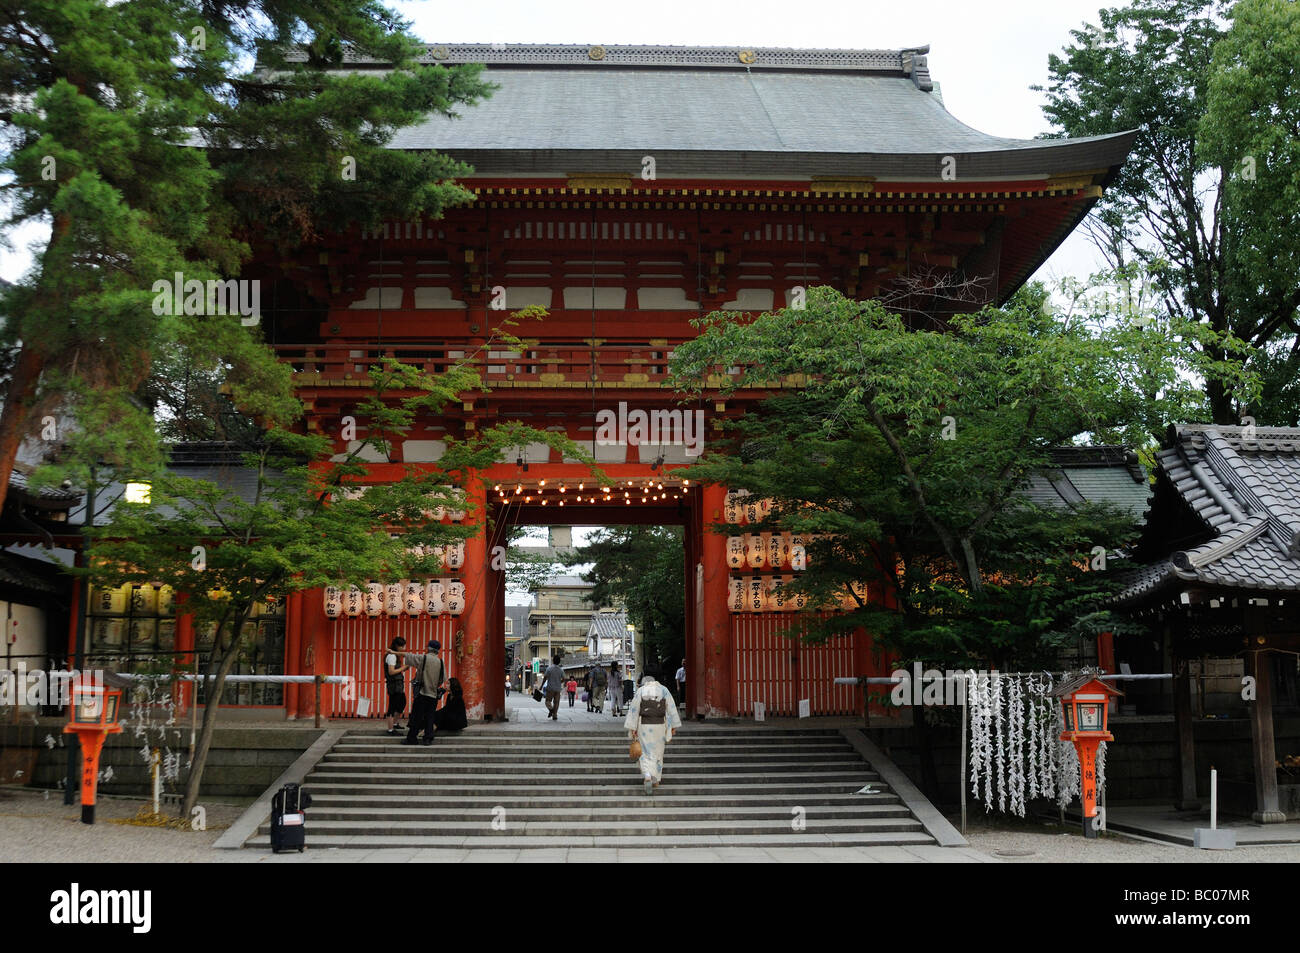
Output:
[753, 701, 765, 722]
[798, 698, 810, 719]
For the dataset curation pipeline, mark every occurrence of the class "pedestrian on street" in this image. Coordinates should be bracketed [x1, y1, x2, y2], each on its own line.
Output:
[566, 676, 578, 707]
[505, 676, 511, 697]
[543, 653, 565, 720]
[675, 659, 686, 710]
[584, 668, 595, 711]
[401, 640, 446, 746]
[608, 663, 623, 716]
[382, 636, 409, 736]
[625, 667, 681, 794]
[591, 662, 608, 713]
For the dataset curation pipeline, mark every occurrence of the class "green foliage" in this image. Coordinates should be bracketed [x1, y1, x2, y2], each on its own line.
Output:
[670, 286, 1169, 668]
[562, 526, 686, 668]
[1036, 0, 1299, 424]
[0, 0, 492, 507]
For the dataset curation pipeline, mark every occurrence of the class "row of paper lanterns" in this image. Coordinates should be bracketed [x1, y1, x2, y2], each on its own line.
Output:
[728, 577, 869, 613]
[726, 532, 810, 571]
[407, 541, 465, 570]
[335, 484, 467, 522]
[323, 580, 466, 619]
[723, 489, 773, 525]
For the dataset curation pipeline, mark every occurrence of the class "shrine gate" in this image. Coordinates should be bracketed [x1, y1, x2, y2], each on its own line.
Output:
[248, 44, 1133, 722]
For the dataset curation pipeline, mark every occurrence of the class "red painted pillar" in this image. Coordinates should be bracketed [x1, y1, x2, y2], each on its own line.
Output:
[175, 607, 194, 716]
[485, 555, 506, 721]
[297, 589, 331, 720]
[699, 483, 732, 717]
[283, 591, 302, 719]
[459, 478, 489, 721]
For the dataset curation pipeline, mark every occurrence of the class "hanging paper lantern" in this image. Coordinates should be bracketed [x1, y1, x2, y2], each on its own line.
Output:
[446, 488, 466, 522]
[446, 540, 465, 570]
[723, 490, 742, 524]
[365, 582, 383, 617]
[424, 579, 446, 615]
[744, 533, 764, 569]
[761, 575, 778, 612]
[849, 580, 869, 606]
[726, 536, 745, 570]
[384, 583, 403, 616]
[790, 543, 807, 571]
[747, 576, 765, 613]
[323, 586, 343, 619]
[743, 495, 761, 525]
[759, 498, 774, 520]
[344, 586, 364, 617]
[404, 580, 425, 616]
[778, 532, 793, 568]
[93, 584, 128, 615]
[770, 576, 788, 613]
[445, 581, 466, 616]
[157, 585, 175, 616]
[728, 577, 745, 613]
[764, 532, 781, 569]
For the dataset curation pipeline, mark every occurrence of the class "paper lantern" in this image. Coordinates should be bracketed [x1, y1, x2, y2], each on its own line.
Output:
[323, 586, 343, 619]
[744, 533, 764, 569]
[769, 576, 789, 613]
[384, 583, 403, 616]
[93, 584, 128, 615]
[445, 581, 466, 616]
[364, 582, 383, 617]
[728, 577, 745, 613]
[446, 540, 465, 570]
[761, 575, 778, 612]
[779, 532, 793, 568]
[424, 579, 446, 615]
[726, 536, 745, 570]
[404, 580, 425, 616]
[344, 586, 364, 617]
[759, 498, 774, 520]
[765, 532, 782, 570]
[724, 490, 743, 524]
[747, 576, 766, 613]
[743, 495, 761, 524]
[790, 585, 809, 611]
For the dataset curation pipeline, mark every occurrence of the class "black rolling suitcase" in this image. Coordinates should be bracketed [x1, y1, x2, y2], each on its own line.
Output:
[270, 783, 313, 853]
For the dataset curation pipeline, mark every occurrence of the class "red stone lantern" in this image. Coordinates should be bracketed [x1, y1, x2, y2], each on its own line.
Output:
[1051, 675, 1122, 839]
[63, 680, 124, 824]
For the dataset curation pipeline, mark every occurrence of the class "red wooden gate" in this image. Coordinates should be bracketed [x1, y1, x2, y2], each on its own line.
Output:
[328, 616, 456, 717]
[732, 614, 859, 716]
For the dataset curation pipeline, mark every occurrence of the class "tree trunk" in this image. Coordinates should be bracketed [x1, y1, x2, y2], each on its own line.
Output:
[0, 343, 47, 515]
[180, 612, 248, 820]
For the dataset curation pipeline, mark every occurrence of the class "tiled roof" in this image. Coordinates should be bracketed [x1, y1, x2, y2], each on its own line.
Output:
[1114, 425, 1300, 603]
[1021, 446, 1150, 518]
[290, 43, 1135, 180]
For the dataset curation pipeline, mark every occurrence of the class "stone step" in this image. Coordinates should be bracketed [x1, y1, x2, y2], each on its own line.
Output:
[244, 831, 937, 849]
[341, 729, 845, 740]
[302, 792, 902, 808]
[297, 774, 883, 790]
[311, 759, 871, 775]
[333, 741, 853, 755]
[302, 804, 913, 822]
[305, 770, 880, 787]
[258, 815, 926, 834]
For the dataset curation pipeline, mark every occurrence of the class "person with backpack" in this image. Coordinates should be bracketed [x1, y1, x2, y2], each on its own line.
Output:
[382, 637, 409, 736]
[624, 667, 682, 794]
[401, 640, 447, 745]
[590, 662, 608, 714]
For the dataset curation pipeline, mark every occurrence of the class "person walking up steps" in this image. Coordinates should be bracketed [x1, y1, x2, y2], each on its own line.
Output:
[625, 667, 681, 794]
[543, 654, 564, 721]
[591, 662, 608, 714]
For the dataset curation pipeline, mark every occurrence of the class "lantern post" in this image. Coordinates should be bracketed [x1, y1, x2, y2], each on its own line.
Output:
[1051, 675, 1123, 839]
[63, 677, 125, 824]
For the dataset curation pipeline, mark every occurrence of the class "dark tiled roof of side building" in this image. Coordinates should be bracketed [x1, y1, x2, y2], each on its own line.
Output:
[1020, 446, 1150, 519]
[1114, 425, 1300, 604]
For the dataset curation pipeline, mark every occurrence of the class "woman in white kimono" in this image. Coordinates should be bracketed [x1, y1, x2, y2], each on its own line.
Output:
[624, 671, 682, 794]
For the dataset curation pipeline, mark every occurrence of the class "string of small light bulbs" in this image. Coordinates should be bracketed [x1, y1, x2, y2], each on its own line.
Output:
[493, 476, 692, 506]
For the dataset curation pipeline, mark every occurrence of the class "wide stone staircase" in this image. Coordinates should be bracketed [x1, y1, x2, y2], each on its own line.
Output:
[245, 726, 938, 849]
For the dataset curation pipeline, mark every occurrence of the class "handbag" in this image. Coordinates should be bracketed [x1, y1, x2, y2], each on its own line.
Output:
[532, 688, 543, 702]
[628, 738, 642, 760]
[581, 691, 589, 702]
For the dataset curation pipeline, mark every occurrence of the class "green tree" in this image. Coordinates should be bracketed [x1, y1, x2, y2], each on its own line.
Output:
[669, 286, 1176, 670]
[1036, 0, 1299, 423]
[82, 321, 591, 819]
[563, 526, 686, 670]
[0, 0, 491, 509]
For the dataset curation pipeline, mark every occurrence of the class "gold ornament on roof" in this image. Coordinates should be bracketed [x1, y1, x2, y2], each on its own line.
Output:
[589, 45, 606, 60]
[738, 50, 757, 64]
